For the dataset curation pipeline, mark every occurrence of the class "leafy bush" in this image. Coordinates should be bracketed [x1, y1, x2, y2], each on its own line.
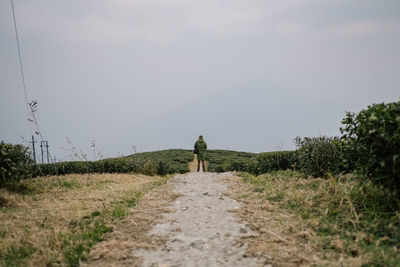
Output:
[126, 149, 193, 174]
[0, 142, 34, 183]
[206, 150, 256, 172]
[252, 151, 298, 175]
[226, 160, 258, 173]
[294, 136, 342, 177]
[32, 158, 171, 177]
[209, 150, 297, 174]
[25, 149, 193, 178]
[340, 100, 400, 194]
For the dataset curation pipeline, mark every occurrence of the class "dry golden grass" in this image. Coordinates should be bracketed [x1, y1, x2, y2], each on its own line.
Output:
[224, 170, 400, 266]
[224, 173, 365, 267]
[188, 155, 198, 172]
[0, 173, 162, 266]
[83, 177, 181, 266]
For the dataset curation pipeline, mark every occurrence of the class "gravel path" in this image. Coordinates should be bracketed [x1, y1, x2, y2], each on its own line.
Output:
[134, 172, 263, 267]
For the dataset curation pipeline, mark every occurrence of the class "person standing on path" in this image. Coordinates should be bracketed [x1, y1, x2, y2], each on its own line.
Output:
[194, 135, 207, 172]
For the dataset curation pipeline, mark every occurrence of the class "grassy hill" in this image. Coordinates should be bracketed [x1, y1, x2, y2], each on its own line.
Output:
[205, 150, 256, 172]
[126, 149, 194, 174]
[28, 149, 260, 178]
[125, 149, 256, 173]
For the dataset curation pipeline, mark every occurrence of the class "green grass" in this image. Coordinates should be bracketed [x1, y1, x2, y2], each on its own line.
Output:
[0, 243, 37, 267]
[111, 205, 127, 219]
[60, 180, 81, 188]
[239, 170, 400, 265]
[62, 219, 112, 267]
[59, 176, 169, 267]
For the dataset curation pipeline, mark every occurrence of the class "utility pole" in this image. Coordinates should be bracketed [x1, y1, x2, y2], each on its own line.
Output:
[30, 135, 37, 163]
[40, 141, 44, 163]
[45, 141, 49, 163]
[39, 140, 50, 163]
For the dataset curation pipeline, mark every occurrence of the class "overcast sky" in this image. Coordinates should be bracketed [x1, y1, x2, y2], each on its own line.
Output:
[1, 0, 399, 161]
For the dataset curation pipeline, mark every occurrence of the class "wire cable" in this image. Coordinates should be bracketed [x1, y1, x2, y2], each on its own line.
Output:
[10, 0, 53, 163]
[10, 0, 31, 124]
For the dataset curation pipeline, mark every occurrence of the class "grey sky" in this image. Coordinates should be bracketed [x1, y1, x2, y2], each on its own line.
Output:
[1, 0, 399, 161]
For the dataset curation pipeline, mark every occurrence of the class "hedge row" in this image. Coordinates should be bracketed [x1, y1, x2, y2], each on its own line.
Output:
[224, 140, 346, 178]
[1, 144, 173, 184]
[32, 158, 171, 177]
[214, 150, 298, 175]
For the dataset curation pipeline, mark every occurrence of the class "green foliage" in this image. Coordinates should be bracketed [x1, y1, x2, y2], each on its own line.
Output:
[111, 205, 127, 218]
[294, 136, 343, 177]
[33, 157, 171, 177]
[127, 149, 194, 174]
[206, 150, 256, 172]
[252, 151, 298, 174]
[227, 160, 257, 173]
[0, 142, 34, 183]
[340, 100, 400, 194]
[0, 148, 192, 181]
[1, 181, 37, 195]
[206, 150, 297, 174]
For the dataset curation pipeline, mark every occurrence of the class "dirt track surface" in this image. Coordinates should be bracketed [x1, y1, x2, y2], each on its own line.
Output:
[134, 172, 263, 267]
[85, 172, 264, 266]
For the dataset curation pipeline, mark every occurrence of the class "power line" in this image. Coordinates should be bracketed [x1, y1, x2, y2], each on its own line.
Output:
[10, 0, 31, 126]
[10, 0, 54, 164]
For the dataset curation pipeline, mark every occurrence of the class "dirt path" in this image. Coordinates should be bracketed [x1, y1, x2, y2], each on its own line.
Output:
[134, 172, 263, 266]
[86, 171, 264, 266]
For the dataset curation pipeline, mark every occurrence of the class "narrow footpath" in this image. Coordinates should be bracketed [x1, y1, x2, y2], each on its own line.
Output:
[134, 172, 263, 266]
[85, 171, 265, 266]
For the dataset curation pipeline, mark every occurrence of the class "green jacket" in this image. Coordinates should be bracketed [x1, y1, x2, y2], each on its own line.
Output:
[194, 139, 207, 161]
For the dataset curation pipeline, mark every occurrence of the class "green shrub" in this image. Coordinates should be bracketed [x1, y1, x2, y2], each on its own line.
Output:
[212, 151, 297, 174]
[340, 100, 400, 194]
[227, 160, 253, 172]
[0, 142, 34, 183]
[253, 151, 298, 175]
[32, 158, 171, 177]
[28, 149, 192, 177]
[206, 150, 256, 172]
[294, 136, 342, 177]
[127, 149, 193, 173]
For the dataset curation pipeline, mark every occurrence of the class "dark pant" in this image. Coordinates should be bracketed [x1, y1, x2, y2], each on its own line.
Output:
[197, 160, 206, 172]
